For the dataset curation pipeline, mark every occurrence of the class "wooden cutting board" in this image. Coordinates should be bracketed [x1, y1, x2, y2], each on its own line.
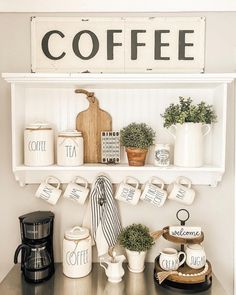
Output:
[75, 89, 112, 163]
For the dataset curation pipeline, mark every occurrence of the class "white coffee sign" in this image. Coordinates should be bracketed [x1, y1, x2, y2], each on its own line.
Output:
[31, 16, 205, 73]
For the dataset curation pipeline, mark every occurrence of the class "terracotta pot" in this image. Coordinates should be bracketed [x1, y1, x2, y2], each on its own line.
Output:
[126, 147, 148, 166]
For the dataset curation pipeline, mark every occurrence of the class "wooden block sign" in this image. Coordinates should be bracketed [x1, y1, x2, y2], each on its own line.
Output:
[101, 131, 120, 164]
[31, 16, 205, 73]
[169, 226, 202, 239]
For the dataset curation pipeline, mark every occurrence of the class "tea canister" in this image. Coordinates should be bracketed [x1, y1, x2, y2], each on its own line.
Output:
[57, 130, 83, 166]
[63, 226, 92, 278]
[24, 122, 54, 166]
[154, 144, 170, 167]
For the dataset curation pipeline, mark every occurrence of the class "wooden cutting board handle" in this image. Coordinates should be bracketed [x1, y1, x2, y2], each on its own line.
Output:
[75, 88, 112, 163]
[75, 88, 96, 104]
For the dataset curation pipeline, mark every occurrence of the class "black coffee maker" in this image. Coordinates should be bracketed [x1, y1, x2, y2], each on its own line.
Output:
[14, 211, 55, 283]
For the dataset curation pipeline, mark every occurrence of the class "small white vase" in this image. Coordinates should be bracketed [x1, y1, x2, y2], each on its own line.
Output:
[168, 122, 211, 167]
[125, 249, 147, 273]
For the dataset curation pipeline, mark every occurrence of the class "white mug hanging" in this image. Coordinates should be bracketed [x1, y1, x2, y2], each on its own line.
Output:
[115, 177, 141, 205]
[63, 177, 90, 205]
[140, 177, 167, 207]
[35, 176, 62, 205]
[168, 176, 195, 205]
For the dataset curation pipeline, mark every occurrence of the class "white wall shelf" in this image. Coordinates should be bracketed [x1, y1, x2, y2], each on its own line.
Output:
[2, 73, 233, 187]
[13, 164, 223, 187]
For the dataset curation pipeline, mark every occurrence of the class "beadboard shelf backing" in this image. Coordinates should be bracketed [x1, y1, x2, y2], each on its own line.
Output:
[2, 73, 233, 187]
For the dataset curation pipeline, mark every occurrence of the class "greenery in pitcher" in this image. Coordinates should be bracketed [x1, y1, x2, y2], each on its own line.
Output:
[161, 97, 217, 128]
[120, 122, 156, 149]
[118, 223, 154, 252]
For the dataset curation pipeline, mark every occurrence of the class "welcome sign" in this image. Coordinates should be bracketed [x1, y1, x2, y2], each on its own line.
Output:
[31, 17, 205, 73]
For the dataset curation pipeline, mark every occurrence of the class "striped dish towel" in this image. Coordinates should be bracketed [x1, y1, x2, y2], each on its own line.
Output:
[83, 174, 122, 256]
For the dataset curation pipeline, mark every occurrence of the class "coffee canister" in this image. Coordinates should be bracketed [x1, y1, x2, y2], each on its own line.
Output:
[154, 144, 170, 167]
[24, 122, 54, 166]
[63, 226, 92, 278]
[57, 130, 84, 166]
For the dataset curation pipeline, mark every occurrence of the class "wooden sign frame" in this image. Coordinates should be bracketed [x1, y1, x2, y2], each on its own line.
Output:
[31, 16, 205, 73]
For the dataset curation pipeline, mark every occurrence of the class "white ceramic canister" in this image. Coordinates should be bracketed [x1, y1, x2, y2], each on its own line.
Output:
[63, 226, 92, 278]
[57, 130, 84, 166]
[154, 144, 170, 167]
[185, 244, 206, 270]
[24, 122, 54, 166]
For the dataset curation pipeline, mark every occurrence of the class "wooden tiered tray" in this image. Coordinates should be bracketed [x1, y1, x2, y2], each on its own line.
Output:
[154, 216, 212, 293]
[154, 256, 212, 285]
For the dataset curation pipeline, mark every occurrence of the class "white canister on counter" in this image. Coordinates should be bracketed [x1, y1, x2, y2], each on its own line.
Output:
[154, 144, 170, 167]
[63, 226, 92, 278]
[24, 122, 54, 166]
[57, 130, 84, 166]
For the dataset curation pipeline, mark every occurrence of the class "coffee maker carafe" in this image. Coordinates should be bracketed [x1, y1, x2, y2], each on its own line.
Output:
[14, 211, 54, 283]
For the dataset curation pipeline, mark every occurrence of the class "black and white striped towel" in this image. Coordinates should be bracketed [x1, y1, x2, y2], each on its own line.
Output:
[83, 174, 122, 256]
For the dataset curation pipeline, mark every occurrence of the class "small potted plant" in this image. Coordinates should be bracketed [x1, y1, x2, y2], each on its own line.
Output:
[118, 223, 154, 273]
[120, 123, 155, 166]
[161, 97, 217, 167]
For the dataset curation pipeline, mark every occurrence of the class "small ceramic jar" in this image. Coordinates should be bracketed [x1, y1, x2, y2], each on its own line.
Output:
[185, 244, 206, 269]
[24, 122, 54, 166]
[154, 144, 170, 167]
[63, 226, 92, 278]
[57, 130, 83, 166]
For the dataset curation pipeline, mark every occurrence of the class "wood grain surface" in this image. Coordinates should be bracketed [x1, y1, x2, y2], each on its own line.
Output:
[155, 258, 212, 284]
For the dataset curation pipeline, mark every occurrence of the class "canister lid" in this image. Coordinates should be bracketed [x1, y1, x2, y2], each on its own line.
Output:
[65, 226, 89, 240]
[58, 129, 82, 137]
[155, 143, 170, 148]
[26, 122, 52, 130]
[187, 244, 203, 250]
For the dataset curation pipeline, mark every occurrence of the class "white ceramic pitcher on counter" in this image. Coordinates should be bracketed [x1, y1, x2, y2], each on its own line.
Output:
[100, 254, 126, 283]
[168, 122, 211, 167]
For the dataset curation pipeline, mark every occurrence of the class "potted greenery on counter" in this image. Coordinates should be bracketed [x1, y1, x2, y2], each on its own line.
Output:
[120, 123, 155, 166]
[118, 224, 154, 273]
[161, 97, 217, 167]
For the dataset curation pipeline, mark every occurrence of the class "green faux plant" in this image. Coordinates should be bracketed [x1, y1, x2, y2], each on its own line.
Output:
[161, 97, 217, 128]
[118, 224, 154, 252]
[120, 123, 156, 149]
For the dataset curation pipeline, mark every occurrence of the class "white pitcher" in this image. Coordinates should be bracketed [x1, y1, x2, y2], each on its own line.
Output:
[100, 254, 126, 283]
[168, 123, 211, 167]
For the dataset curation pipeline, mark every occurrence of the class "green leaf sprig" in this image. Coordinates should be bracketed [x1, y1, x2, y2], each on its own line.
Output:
[118, 224, 154, 252]
[120, 123, 155, 149]
[161, 97, 217, 128]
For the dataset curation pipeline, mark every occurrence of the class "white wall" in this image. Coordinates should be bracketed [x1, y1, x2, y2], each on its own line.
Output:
[0, 12, 235, 295]
[0, 0, 236, 12]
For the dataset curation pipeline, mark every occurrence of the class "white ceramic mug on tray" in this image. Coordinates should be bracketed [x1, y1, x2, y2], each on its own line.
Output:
[159, 248, 186, 271]
[35, 176, 62, 205]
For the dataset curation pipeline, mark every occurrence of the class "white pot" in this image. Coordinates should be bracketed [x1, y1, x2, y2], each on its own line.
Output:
[168, 123, 211, 167]
[125, 249, 147, 273]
